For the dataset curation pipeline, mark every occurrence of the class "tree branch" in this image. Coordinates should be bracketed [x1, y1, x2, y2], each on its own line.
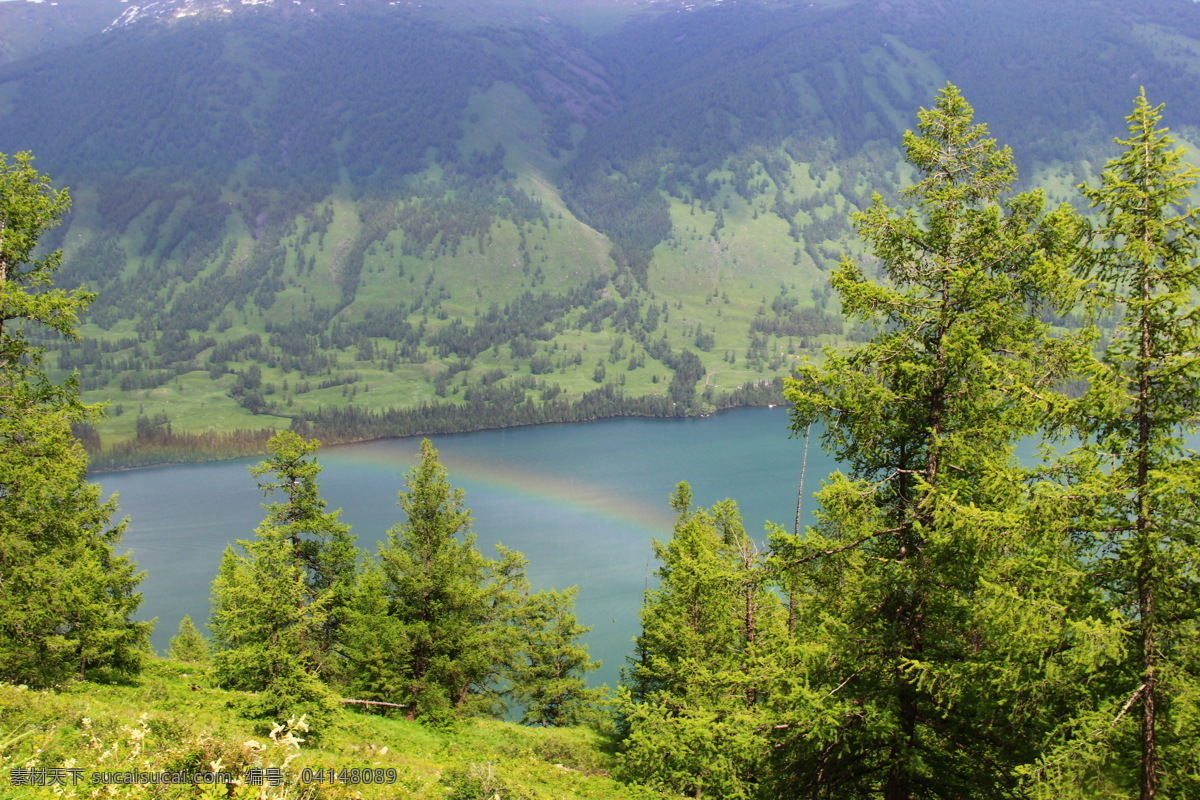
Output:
[782, 525, 907, 565]
[340, 698, 410, 710]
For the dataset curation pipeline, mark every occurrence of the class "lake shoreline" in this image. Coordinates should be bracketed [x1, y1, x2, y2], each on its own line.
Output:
[95, 406, 808, 687]
[87, 392, 792, 474]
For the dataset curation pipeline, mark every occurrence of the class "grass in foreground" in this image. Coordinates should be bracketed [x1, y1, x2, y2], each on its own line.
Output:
[0, 661, 665, 800]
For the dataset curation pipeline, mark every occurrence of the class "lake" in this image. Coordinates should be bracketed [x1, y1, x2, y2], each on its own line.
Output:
[96, 407, 831, 689]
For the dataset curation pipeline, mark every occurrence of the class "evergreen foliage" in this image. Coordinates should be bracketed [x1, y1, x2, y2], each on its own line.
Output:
[201, 433, 598, 730]
[248, 430, 357, 680]
[609, 83, 1200, 800]
[1034, 90, 1200, 800]
[208, 432, 345, 728]
[618, 484, 783, 799]
[0, 151, 149, 687]
[165, 614, 208, 663]
[208, 516, 339, 726]
[771, 85, 1094, 798]
[345, 439, 597, 725]
[344, 438, 491, 721]
[508, 587, 601, 728]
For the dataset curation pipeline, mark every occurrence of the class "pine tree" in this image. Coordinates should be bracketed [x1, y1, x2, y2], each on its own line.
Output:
[249, 430, 356, 680]
[0, 152, 150, 687]
[1045, 90, 1200, 800]
[773, 85, 1089, 798]
[167, 614, 209, 663]
[507, 587, 600, 727]
[208, 433, 344, 728]
[618, 484, 783, 799]
[209, 518, 339, 729]
[344, 439, 526, 722]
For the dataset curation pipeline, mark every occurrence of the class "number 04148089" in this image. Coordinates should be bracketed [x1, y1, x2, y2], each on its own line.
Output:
[299, 768, 399, 784]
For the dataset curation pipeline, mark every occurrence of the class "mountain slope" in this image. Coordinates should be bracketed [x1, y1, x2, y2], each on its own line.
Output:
[0, 0, 127, 64]
[2, 0, 1198, 464]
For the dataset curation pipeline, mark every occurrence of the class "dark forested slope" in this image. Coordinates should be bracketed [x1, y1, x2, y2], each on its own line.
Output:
[0, 0, 1197, 464]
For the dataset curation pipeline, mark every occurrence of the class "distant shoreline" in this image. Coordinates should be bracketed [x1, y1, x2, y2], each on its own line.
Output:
[87, 389, 789, 473]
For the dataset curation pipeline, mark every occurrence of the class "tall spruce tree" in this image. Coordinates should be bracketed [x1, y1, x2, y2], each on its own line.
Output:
[248, 430, 356, 680]
[1044, 91, 1200, 800]
[618, 485, 783, 799]
[507, 587, 600, 727]
[208, 432, 347, 727]
[772, 86, 1090, 798]
[344, 439, 528, 722]
[0, 152, 150, 687]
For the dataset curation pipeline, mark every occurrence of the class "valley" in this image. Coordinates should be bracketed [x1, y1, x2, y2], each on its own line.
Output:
[6, 2, 1200, 794]
[1, 0, 1198, 466]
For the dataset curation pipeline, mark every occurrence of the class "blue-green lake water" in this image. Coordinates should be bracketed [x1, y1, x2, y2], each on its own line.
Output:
[97, 407, 826, 688]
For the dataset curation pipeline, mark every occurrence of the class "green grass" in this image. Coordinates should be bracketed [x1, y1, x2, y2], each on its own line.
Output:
[67, 153, 853, 462]
[54, 107, 934, 463]
[0, 662, 664, 800]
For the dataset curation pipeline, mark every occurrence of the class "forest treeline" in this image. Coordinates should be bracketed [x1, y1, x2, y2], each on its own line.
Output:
[613, 87, 1200, 799]
[0, 146, 602, 732]
[4, 81, 1200, 799]
[4, 0, 1199, 466]
[80, 379, 786, 470]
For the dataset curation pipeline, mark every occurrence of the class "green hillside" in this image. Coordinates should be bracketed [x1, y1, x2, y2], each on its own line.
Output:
[0, 662, 657, 800]
[0, 0, 1198, 465]
[5, 36, 1200, 794]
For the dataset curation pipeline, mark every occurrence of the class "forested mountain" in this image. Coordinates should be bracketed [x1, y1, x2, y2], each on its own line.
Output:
[4, 4, 1200, 795]
[0, 0, 126, 64]
[1, 0, 1199, 464]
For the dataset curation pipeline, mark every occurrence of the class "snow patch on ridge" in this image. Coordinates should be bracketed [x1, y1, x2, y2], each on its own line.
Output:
[104, 0, 281, 31]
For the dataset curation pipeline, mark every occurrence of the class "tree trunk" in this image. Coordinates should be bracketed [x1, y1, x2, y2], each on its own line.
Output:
[1136, 169, 1157, 800]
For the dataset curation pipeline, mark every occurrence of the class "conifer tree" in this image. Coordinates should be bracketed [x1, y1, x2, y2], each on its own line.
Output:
[1044, 90, 1200, 800]
[210, 521, 337, 727]
[507, 587, 600, 727]
[249, 430, 356, 679]
[0, 152, 150, 687]
[208, 433, 344, 727]
[618, 484, 782, 799]
[166, 614, 209, 663]
[342, 559, 408, 706]
[773, 85, 1089, 798]
[344, 439, 528, 721]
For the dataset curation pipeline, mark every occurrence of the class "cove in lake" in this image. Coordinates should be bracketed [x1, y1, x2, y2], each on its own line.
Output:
[97, 407, 825, 689]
